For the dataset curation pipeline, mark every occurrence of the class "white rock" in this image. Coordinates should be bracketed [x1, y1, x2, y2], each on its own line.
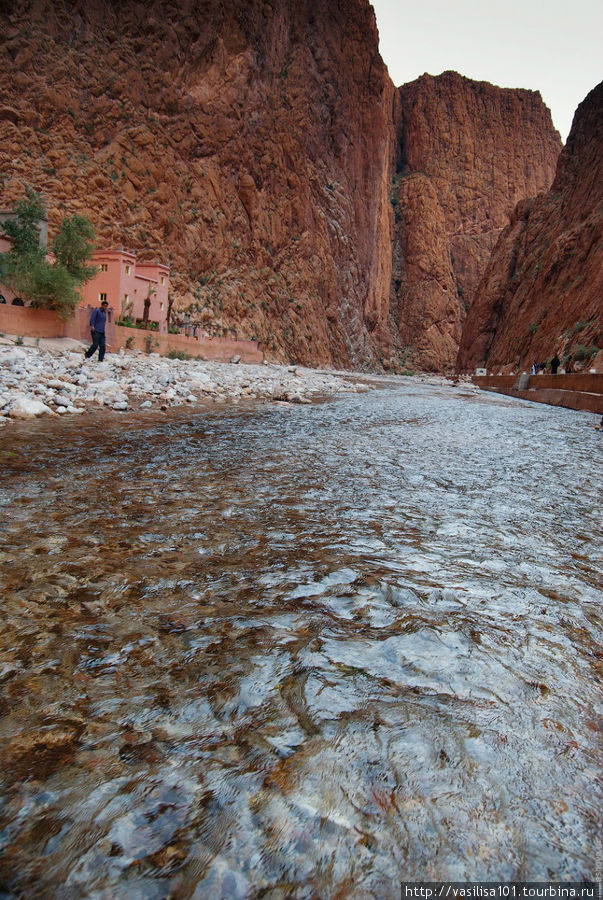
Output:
[54, 396, 70, 407]
[113, 401, 128, 411]
[9, 397, 53, 419]
[186, 394, 197, 402]
[95, 379, 121, 396]
[140, 400, 153, 408]
[0, 349, 28, 365]
[189, 374, 211, 387]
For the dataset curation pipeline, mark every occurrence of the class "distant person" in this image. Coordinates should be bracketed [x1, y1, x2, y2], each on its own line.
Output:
[531, 361, 538, 375]
[85, 299, 109, 362]
[11, 296, 24, 306]
[551, 354, 560, 374]
[565, 355, 574, 373]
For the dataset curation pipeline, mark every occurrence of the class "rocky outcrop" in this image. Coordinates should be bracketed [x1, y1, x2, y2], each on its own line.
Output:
[0, 0, 396, 368]
[457, 82, 602, 372]
[390, 72, 561, 371]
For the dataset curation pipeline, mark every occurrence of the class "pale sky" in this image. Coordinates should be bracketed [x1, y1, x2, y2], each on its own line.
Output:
[371, 0, 602, 142]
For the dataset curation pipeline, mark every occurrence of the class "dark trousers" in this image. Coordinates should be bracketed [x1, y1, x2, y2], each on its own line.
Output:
[85, 329, 106, 361]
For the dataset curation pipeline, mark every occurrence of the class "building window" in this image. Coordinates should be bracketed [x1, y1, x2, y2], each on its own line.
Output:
[99, 292, 107, 302]
[160, 302, 164, 311]
[125, 265, 131, 275]
[161, 276, 165, 285]
[99, 263, 108, 272]
[124, 294, 129, 304]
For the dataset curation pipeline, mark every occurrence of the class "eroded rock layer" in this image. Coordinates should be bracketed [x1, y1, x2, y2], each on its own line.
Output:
[457, 82, 602, 372]
[0, 0, 395, 367]
[390, 72, 562, 371]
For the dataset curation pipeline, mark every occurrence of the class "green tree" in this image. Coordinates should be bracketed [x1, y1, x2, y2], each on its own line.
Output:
[14, 256, 81, 312]
[0, 187, 46, 256]
[0, 190, 96, 319]
[52, 214, 96, 282]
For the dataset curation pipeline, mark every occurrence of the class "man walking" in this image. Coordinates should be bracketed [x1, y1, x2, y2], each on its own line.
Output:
[85, 299, 109, 361]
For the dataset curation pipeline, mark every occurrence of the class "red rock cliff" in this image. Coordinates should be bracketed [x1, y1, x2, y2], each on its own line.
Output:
[390, 72, 561, 371]
[0, 0, 396, 367]
[457, 81, 602, 372]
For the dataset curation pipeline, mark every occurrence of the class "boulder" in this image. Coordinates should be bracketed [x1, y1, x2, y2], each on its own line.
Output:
[9, 397, 53, 419]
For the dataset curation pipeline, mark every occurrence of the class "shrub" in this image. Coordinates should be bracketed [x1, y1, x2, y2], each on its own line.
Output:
[166, 349, 189, 360]
[572, 344, 599, 361]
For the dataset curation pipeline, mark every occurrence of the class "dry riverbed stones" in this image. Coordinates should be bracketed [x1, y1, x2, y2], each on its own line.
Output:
[0, 343, 379, 422]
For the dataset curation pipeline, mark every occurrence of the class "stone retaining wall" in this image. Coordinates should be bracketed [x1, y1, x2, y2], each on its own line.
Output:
[473, 374, 603, 393]
[113, 325, 264, 364]
[0, 305, 67, 338]
[473, 374, 603, 414]
[0, 304, 263, 365]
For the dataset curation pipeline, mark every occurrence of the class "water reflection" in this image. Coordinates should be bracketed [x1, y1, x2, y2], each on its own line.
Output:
[0, 384, 600, 896]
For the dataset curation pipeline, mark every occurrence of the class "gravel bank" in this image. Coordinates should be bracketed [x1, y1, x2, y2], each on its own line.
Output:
[0, 339, 382, 423]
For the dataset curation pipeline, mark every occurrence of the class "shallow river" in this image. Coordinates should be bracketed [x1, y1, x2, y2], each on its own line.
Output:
[0, 381, 600, 898]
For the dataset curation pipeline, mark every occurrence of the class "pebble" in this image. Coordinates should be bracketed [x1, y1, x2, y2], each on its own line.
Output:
[0, 341, 384, 423]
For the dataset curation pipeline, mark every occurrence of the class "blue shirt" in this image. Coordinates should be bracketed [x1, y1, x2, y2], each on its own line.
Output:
[90, 307, 107, 333]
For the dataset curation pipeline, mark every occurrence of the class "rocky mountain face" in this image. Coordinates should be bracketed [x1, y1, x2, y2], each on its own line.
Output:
[390, 72, 561, 371]
[0, 0, 396, 367]
[0, 1, 564, 370]
[457, 81, 602, 373]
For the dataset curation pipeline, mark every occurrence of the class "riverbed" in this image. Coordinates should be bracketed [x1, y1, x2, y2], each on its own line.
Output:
[0, 381, 600, 897]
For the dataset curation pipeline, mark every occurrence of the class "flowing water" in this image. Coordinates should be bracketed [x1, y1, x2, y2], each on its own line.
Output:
[0, 381, 600, 898]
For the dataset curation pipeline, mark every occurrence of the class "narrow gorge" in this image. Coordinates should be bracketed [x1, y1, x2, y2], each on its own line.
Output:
[1, 0, 598, 371]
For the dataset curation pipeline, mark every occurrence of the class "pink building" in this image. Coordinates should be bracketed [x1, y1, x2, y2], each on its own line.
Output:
[80, 250, 169, 331]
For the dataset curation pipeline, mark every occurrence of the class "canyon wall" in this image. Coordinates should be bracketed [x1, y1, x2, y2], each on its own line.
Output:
[0, 2, 569, 371]
[390, 72, 561, 371]
[457, 81, 602, 373]
[0, 0, 396, 367]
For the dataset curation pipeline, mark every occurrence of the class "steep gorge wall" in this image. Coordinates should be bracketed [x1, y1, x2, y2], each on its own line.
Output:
[390, 72, 561, 371]
[457, 81, 602, 372]
[0, 0, 396, 367]
[0, 3, 568, 372]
